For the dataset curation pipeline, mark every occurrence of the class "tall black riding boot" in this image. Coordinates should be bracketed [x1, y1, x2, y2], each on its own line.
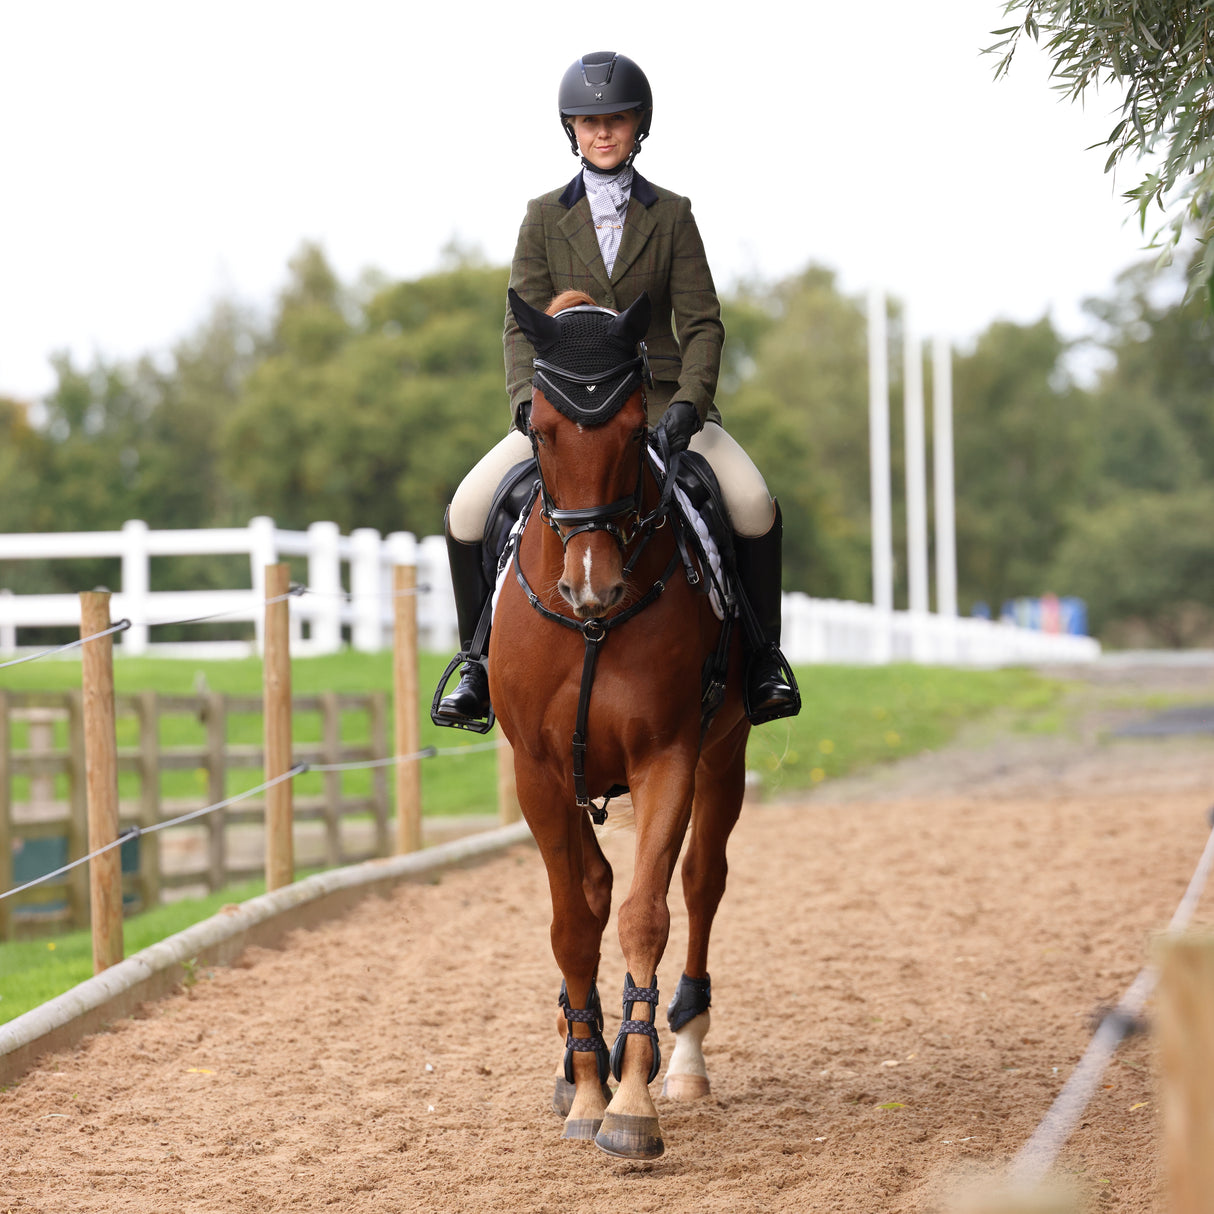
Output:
[433, 510, 493, 730]
[734, 501, 801, 726]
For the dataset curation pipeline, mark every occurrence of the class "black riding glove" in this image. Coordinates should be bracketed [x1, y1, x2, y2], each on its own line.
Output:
[656, 400, 701, 455]
[514, 396, 533, 434]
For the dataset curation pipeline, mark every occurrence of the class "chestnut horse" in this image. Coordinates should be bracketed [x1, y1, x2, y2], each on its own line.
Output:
[490, 287, 751, 1159]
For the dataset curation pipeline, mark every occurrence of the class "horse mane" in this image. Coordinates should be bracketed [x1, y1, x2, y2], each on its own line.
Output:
[547, 289, 601, 316]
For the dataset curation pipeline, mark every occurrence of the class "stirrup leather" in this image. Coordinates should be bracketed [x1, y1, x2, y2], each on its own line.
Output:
[430, 585, 495, 733]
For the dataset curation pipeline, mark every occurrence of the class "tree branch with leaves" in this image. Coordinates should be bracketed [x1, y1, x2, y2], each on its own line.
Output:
[990, 1, 1214, 301]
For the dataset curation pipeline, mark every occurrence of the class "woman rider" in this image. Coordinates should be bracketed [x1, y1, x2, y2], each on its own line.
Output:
[436, 50, 799, 729]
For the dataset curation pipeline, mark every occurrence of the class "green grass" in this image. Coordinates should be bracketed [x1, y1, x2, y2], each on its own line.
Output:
[746, 663, 1063, 796]
[0, 656, 1068, 1027]
[0, 875, 272, 1024]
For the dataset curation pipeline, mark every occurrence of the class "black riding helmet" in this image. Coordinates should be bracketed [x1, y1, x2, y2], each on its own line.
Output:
[559, 51, 652, 167]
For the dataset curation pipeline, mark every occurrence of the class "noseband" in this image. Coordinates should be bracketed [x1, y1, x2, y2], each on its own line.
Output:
[531, 430, 650, 552]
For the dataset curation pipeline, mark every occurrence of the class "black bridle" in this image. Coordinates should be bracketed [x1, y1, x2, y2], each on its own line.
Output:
[513, 315, 702, 821]
[531, 425, 650, 552]
[528, 348, 662, 555]
[517, 407, 688, 820]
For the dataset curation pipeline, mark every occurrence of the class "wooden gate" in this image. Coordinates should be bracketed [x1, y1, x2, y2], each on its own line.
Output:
[0, 688, 389, 938]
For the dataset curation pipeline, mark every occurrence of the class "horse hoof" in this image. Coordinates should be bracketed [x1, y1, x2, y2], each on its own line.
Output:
[594, 1112, 665, 1159]
[553, 1077, 613, 1117]
[562, 1117, 603, 1141]
[661, 1072, 710, 1101]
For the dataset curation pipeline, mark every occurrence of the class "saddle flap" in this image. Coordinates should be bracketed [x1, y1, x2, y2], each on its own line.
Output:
[482, 457, 539, 585]
[672, 451, 736, 575]
[652, 449, 737, 619]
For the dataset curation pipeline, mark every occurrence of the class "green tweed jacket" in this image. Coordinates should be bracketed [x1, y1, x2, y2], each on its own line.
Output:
[504, 171, 725, 428]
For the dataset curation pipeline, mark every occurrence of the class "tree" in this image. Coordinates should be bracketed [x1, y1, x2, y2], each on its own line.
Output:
[991, 2, 1214, 297]
[221, 245, 510, 539]
[721, 266, 873, 599]
[951, 316, 1093, 612]
[1082, 252, 1214, 492]
[1048, 487, 1214, 643]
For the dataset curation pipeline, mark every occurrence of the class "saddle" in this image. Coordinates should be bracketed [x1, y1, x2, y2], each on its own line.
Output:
[482, 458, 543, 587]
[482, 448, 741, 735]
[481, 451, 738, 618]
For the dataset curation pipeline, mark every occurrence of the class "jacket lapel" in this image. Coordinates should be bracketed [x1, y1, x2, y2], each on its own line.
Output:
[557, 197, 612, 295]
[609, 195, 657, 283]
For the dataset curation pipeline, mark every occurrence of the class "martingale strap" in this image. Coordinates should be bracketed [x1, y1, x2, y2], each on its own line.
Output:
[513, 544, 681, 820]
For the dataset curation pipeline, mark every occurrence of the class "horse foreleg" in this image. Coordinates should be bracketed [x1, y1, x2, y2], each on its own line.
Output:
[664, 716, 749, 1101]
[595, 764, 695, 1159]
[519, 775, 614, 1143]
[551, 812, 614, 1125]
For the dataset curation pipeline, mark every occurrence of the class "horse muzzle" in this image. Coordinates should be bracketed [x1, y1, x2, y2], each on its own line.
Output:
[558, 538, 626, 618]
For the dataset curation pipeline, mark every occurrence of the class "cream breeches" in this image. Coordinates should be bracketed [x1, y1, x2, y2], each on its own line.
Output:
[447, 422, 774, 543]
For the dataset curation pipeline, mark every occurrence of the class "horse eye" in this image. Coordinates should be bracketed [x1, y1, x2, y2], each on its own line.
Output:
[530, 427, 546, 447]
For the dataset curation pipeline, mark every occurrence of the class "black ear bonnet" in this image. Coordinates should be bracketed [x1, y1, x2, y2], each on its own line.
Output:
[508, 288, 652, 426]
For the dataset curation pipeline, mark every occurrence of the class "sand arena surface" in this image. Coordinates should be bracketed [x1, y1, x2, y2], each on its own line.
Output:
[3, 676, 1212, 1212]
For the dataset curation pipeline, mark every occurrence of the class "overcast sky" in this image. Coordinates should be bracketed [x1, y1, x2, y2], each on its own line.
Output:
[0, 1, 1157, 403]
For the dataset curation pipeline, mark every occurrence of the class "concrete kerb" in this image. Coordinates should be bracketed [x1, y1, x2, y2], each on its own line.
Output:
[0, 820, 535, 1087]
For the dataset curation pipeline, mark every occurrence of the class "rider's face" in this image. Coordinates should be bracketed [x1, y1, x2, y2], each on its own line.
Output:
[569, 110, 640, 171]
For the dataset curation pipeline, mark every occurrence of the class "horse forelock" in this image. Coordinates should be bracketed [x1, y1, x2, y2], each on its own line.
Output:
[547, 289, 600, 316]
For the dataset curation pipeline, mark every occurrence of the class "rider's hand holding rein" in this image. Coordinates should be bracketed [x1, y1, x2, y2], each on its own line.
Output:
[656, 400, 701, 456]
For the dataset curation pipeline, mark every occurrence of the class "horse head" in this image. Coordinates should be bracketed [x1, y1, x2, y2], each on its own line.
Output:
[508, 286, 653, 619]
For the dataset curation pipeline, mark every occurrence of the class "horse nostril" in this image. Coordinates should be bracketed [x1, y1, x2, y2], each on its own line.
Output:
[557, 579, 574, 606]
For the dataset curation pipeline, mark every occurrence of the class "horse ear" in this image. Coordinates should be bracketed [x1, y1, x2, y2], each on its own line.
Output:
[608, 290, 651, 345]
[508, 288, 562, 352]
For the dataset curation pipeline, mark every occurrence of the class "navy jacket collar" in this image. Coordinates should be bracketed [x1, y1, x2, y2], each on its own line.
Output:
[558, 170, 658, 210]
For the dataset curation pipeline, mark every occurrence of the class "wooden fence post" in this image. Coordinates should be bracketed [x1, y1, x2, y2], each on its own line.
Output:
[1156, 930, 1214, 1214]
[393, 564, 422, 853]
[263, 564, 294, 891]
[80, 591, 123, 973]
[205, 690, 227, 890]
[0, 689, 11, 941]
[321, 690, 341, 866]
[497, 739, 520, 826]
[66, 690, 89, 928]
[369, 691, 389, 856]
[135, 690, 162, 911]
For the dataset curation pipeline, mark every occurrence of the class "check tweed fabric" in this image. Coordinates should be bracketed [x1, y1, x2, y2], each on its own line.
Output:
[504, 171, 724, 428]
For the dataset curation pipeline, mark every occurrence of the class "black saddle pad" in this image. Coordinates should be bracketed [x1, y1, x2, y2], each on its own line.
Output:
[668, 449, 736, 587]
[482, 458, 539, 586]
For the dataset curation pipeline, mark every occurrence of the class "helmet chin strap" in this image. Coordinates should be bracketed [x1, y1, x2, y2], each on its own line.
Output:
[577, 135, 646, 175]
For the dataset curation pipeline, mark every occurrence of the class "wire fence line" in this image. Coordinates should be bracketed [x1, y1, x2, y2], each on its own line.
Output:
[0, 619, 133, 671]
[0, 737, 508, 905]
[1008, 810, 1214, 1188]
[0, 573, 514, 910]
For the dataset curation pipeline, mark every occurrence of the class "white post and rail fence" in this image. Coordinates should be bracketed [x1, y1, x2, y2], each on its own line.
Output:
[0, 518, 1099, 667]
